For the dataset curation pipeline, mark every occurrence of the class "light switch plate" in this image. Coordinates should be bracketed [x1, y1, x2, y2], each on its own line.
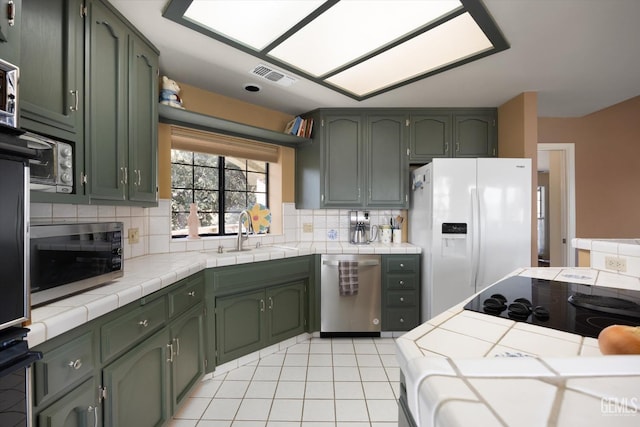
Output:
[128, 227, 140, 244]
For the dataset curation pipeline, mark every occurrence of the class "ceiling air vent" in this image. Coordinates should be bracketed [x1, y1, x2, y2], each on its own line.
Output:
[249, 64, 297, 87]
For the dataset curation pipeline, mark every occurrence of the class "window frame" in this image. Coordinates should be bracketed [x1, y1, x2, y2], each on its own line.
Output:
[170, 149, 269, 238]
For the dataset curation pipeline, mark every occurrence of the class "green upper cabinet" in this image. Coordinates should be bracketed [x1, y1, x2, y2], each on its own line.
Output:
[453, 112, 497, 158]
[85, 0, 158, 206]
[409, 113, 452, 162]
[0, 0, 21, 66]
[296, 109, 408, 209]
[366, 114, 408, 208]
[409, 109, 497, 164]
[323, 113, 364, 207]
[20, 0, 84, 139]
[127, 34, 158, 203]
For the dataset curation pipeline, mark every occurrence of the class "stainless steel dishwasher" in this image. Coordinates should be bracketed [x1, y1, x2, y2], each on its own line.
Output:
[320, 254, 381, 337]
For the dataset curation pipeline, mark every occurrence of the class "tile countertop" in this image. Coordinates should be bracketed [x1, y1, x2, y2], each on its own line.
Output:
[395, 267, 640, 427]
[27, 241, 420, 348]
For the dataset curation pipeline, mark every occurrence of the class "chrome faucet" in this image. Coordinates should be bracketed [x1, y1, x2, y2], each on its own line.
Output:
[236, 209, 253, 251]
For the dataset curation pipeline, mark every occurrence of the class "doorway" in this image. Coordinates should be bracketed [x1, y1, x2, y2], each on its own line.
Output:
[537, 143, 576, 267]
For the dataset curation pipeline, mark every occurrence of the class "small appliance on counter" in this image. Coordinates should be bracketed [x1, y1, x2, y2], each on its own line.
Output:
[349, 210, 378, 244]
[29, 222, 124, 306]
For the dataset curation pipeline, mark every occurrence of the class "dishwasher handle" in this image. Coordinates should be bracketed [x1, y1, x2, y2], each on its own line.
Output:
[322, 260, 380, 267]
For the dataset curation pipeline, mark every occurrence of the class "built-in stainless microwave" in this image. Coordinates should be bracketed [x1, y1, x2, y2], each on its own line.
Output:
[30, 222, 124, 307]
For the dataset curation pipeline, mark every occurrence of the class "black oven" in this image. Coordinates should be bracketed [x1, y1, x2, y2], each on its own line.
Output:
[30, 222, 124, 307]
[0, 328, 41, 426]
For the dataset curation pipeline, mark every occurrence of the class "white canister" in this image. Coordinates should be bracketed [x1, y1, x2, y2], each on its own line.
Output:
[380, 225, 392, 243]
[392, 229, 402, 244]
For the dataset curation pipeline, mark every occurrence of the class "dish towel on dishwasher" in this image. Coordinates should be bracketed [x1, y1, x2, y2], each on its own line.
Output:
[338, 261, 359, 296]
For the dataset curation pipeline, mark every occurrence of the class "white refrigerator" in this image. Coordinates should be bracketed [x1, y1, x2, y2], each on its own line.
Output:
[409, 158, 532, 321]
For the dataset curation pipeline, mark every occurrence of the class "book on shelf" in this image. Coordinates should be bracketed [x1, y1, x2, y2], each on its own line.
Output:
[283, 116, 314, 138]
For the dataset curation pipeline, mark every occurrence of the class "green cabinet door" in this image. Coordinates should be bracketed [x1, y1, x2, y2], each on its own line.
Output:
[127, 34, 158, 204]
[215, 290, 266, 364]
[102, 328, 171, 427]
[409, 114, 452, 163]
[453, 113, 497, 158]
[170, 304, 205, 412]
[36, 377, 101, 427]
[20, 0, 83, 139]
[323, 114, 364, 207]
[86, 0, 128, 201]
[266, 282, 305, 343]
[0, 0, 21, 66]
[367, 114, 408, 208]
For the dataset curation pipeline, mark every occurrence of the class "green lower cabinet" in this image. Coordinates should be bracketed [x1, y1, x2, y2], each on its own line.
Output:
[36, 377, 100, 427]
[381, 255, 421, 331]
[266, 282, 306, 343]
[216, 282, 307, 365]
[102, 328, 171, 427]
[170, 304, 205, 412]
[216, 290, 266, 364]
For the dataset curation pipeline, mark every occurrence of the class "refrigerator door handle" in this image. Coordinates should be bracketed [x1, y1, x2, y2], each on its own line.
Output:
[470, 188, 480, 291]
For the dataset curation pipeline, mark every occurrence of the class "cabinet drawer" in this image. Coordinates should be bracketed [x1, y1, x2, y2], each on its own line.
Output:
[386, 290, 417, 308]
[384, 308, 419, 331]
[101, 297, 167, 362]
[386, 256, 418, 273]
[169, 274, 204, 319]
[33, 331, 95, 406]
[385, 274, 417, 290]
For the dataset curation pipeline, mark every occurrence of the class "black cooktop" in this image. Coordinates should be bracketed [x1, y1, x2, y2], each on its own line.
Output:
[463, 275, 640, 338]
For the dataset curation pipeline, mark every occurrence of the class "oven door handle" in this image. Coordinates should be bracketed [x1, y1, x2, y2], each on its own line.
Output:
[0, 350, 42, 377]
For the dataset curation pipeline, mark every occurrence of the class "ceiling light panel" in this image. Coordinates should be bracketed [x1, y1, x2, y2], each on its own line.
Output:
[184, 0, 324, 50]
[326, 12, 493, 96]
[268, 0, 463, 77]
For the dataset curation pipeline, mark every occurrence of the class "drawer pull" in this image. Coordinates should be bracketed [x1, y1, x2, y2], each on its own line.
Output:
[68, 359, 83, 370]
[400, 263, 405, 268]
[188, 291, 196, 297]
[399, 280, 405, 286]
[400, 297, 404, 302]
[400, 318, 405, 323]
[138, 319, 149, 328]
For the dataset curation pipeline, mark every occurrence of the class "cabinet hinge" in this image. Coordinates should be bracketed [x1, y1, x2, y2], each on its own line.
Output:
[98, 386, 107, 403]
[80, 3, 87, 17]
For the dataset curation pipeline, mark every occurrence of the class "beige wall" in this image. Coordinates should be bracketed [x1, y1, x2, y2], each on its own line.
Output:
[538, 95, 640, 238]
[498, 92, 539, 265]
[157, 80, 297, 212]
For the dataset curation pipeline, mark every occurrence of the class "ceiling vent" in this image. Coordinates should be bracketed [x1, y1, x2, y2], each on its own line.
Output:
[249, 64, 297, 87]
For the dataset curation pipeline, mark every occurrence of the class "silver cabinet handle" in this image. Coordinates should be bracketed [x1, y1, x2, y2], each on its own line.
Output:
[445, 142, 449, 153]
[456, 142, 460, 152]
[188, 291, 196, 297]
[120, 167, 128, 185]
[88, 405, 99, 427]
[400, 263, 405, 268]
[399, 280, 405, 286]
[68, 359, 82, 370]
[137, 169, 142, 186]
[138, 319, 149, 327]
[399, 297, 404, 302]
[69, 89, 79, 112]
[260, 299, 265, 312]
[167, 343, 174, 363]
[268, 297, 273, 310]
[174, 338, 180, 356]
[8, 0, 15, 26]
[400, 318, 405, 323]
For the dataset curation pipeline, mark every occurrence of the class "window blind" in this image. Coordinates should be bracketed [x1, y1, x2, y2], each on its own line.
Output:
[170, 125, 280, 162]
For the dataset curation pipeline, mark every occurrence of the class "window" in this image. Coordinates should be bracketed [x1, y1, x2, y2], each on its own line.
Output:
[171, 149, 268, 237]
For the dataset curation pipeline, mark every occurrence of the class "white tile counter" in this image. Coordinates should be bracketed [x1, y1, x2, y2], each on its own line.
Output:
[396, 267, 640, 427]
[27, 242, 420, 347]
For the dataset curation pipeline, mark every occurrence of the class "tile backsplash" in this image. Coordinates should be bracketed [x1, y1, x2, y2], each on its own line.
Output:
[30, 201, 405, 260]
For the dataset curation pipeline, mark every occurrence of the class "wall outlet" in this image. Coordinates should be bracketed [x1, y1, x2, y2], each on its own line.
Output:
[302, 223, 313, 233]
[604, 255, 627, 272]
[128, 227, 140, 244]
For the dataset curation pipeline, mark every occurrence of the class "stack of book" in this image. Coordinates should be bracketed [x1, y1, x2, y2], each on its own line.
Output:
[284, 116, 314, 138]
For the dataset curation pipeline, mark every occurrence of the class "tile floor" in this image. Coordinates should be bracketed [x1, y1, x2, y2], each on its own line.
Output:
[169, 336, 400, 427]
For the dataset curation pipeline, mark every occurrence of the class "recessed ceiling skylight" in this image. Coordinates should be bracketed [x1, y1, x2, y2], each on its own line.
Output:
[164, 0, 509, 100]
